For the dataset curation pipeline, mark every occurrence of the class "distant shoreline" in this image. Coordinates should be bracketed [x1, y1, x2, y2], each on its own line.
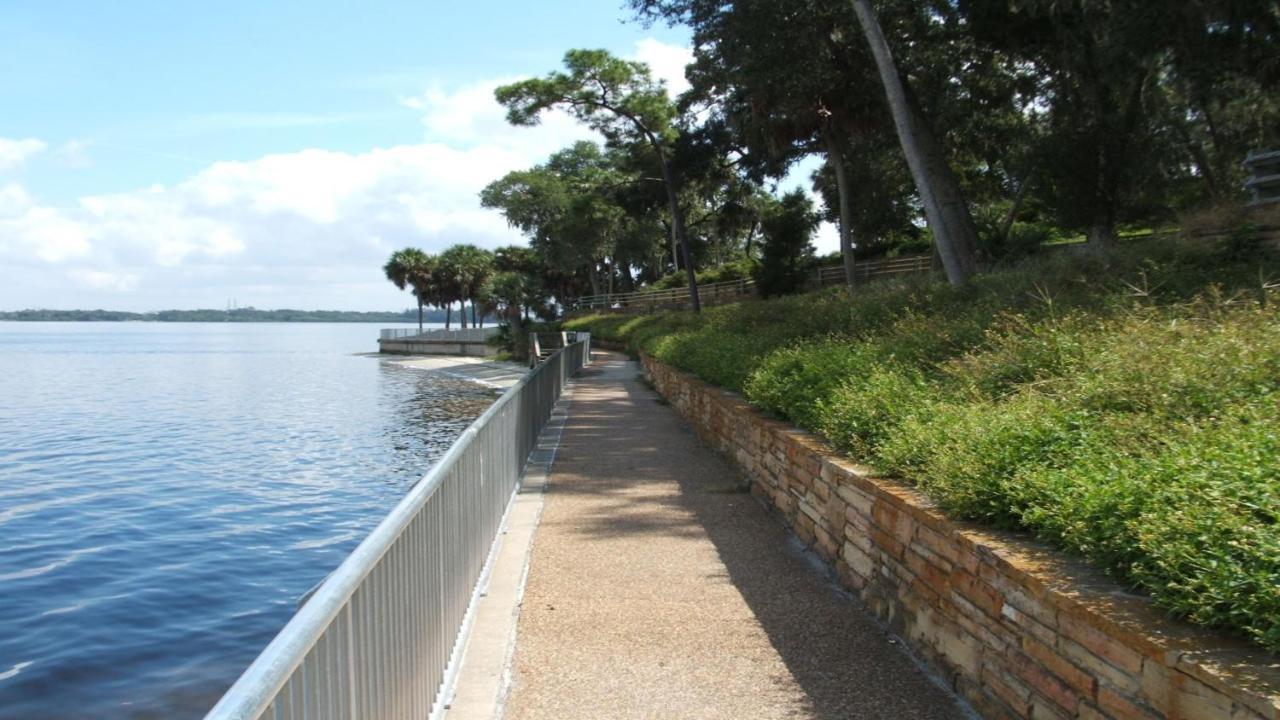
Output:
[0, 308, 489, 323]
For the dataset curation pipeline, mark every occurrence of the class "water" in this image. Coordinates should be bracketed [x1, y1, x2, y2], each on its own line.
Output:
[0, 322, 504, 719]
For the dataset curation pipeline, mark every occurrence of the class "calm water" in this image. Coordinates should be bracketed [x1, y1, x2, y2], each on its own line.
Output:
[0, 322, 503, 719]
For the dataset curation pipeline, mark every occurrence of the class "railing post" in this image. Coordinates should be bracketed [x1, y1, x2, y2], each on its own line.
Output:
[528, 332, 541, 368]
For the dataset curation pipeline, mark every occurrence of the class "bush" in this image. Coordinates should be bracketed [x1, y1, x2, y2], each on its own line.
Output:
[650, 258, 756, 291]
[565, 235, 1280, 652]
[972, 202, 1064, 261]
[754, 189, 818, 298]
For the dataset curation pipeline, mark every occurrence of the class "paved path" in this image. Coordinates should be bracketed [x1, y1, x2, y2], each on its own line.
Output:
[502, 352, 970, 720]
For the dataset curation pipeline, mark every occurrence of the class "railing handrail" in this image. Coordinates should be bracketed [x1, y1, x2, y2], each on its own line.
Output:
[205, 341, 588, 720]
[569, 276, 754, 309]
[566, 254, 935, 310]
[379, 327, 499, 341]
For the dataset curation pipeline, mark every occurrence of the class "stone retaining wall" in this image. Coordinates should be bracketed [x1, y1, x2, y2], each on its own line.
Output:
[641, 353, 1280, 720]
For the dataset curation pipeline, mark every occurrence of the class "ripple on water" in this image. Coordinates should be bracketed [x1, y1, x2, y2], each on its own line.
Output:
[0, 323, 501, 719]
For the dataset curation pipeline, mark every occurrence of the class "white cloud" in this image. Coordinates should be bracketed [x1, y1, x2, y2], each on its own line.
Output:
[0, 83, 588, 309]
[58, 140, 92, 168]
[0, 138, 47, 172]
[633, 38, 694, 97]
[68, 269, 139, 292]
[0, 182, 35, 215]
[0, 39, 707, 311]
[0, 189, 93, 263]
[402, 77, 591, 152]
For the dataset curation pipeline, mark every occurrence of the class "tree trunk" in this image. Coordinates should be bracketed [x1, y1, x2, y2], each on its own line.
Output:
[655, 149, 701, 312]
[823, 126, 858, 291]
[587, 267, 601, 298]
[850, 0, 975, 286]
[445, 304, 452, 329]
[999, 166, 1036, 245]
[471, 301, 477, 327]
[905, 89, 982, 277]
[618, 258, 637, 292]
[1089, 69, 1148, 249]
[507, 307, 526, 362]
[416, 298, 424, 333]
[1087, 220, 1115, 247]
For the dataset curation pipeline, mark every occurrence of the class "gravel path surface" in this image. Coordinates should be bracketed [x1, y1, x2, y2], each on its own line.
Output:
[503, 352, 969, 720]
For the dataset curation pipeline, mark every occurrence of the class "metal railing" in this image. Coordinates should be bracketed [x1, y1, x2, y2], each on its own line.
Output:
[528, 331, 591, 367]
[205, 340, 589, 720]
[379, 327, 499, 342]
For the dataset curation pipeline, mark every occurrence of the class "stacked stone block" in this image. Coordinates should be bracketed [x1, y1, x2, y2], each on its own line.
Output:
[642, 354, 1280, 720]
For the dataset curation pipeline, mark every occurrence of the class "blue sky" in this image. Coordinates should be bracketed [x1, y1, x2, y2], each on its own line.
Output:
[0, 1, 828, 311]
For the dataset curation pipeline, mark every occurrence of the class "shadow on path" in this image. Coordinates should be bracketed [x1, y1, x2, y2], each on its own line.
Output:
[505, 353, 969, 720]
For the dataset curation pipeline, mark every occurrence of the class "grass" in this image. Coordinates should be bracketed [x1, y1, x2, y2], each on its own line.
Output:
[565, 234, 1280, 652]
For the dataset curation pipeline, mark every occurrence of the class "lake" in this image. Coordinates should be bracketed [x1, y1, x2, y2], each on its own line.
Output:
[0, 322, 503, 719]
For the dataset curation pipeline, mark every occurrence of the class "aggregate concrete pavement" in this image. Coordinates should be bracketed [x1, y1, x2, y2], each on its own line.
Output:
[500, 352, 971, 720]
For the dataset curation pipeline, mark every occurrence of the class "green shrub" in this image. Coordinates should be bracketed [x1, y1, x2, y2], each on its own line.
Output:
[650, 258, 756, 290]
[813, 363, 933, 459]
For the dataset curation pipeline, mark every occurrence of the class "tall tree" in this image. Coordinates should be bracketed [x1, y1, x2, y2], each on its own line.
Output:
[849, 0, 979, 283]
[482, 142, 630, 300]
[494, 245, 551, 319]
[484, 271, 533, 358]
[754, 190, 818, 297]
[496, 49, 704, 311]
[634, 0, 991, 286]
[438, 245, 493, 328]
[382, 247, 434, 332]
[671, 0, 869, 289]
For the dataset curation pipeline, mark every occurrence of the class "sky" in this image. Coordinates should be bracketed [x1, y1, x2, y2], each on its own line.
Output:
[0, 1, 832, 312]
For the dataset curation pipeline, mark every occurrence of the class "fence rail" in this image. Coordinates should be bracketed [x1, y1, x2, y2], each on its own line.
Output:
[379, 327, 499, 342]
[205, 340, 589, 720]
[567, 277, 755, 312]
[565, 254, 934, 314]
[1245, 149, 1280, 205]
[812, 253, 933, 288]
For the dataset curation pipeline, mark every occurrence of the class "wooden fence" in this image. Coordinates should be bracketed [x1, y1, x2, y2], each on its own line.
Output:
[810, 253, 934, 289]
[565, 253, 935, 315]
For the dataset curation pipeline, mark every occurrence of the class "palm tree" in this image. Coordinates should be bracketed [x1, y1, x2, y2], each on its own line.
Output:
[438, 245, 494, 329]
[383, 247, 434, 332]
[431, 258, 460, 329]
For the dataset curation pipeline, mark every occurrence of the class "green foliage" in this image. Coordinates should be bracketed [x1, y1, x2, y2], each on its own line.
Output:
[566, 236, 1280, 651]
[383, 247, 436, 328]
[496, 49, 678, 146]
[972, 203, 1066, 261]
[650, 258, 755, 290]
[753, 190, 818, 298]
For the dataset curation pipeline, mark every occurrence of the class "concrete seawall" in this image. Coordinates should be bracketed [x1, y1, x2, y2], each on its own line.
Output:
[378, 338, 498, 356]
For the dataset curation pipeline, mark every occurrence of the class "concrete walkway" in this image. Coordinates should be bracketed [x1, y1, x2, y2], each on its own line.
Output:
[501, 352, 970, 720]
